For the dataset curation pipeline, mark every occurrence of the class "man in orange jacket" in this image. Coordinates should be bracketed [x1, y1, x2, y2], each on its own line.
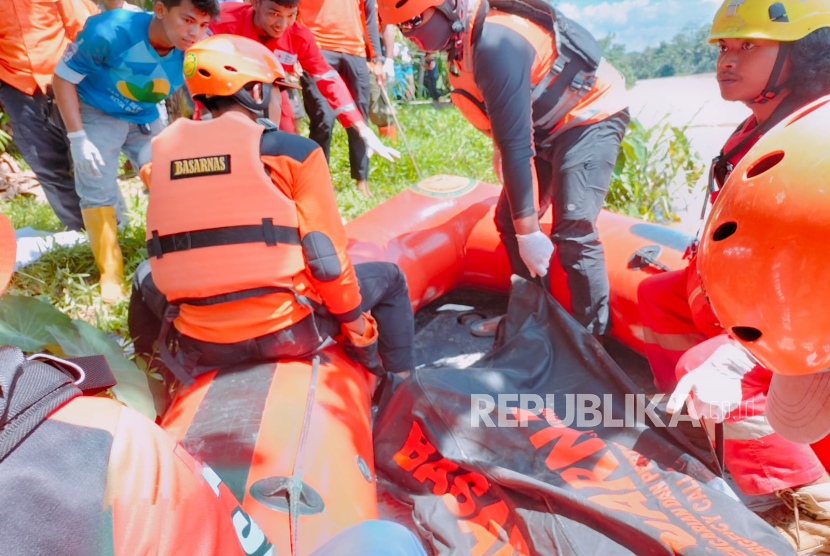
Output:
[128, 35, 414, 384]
[0, 0, 98, 230]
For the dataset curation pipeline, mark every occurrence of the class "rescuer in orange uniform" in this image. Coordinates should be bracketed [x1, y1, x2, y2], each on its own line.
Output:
[377, 0, 629, 337]
[0, 212, 427, 555]
[647, 1, 830, 552]
[128, 35, 415, 384]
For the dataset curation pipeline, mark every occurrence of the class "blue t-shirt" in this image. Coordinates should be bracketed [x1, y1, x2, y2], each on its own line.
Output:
[56, 11, 184, 124]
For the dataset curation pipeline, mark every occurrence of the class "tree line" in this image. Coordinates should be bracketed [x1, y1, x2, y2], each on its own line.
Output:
[599, 24, 719, 87]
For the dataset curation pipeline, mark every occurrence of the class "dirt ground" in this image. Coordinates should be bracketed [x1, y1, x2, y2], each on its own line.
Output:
[626, 73, 751, 234]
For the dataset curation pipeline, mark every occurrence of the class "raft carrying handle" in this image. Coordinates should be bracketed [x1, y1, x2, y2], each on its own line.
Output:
[628, 245, 671, 273]
[249, 476, 325, 515]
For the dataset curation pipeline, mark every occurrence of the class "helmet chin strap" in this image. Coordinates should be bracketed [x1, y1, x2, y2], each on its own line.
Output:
[232, 82, 273, 117]
[750, 42, 792, 104]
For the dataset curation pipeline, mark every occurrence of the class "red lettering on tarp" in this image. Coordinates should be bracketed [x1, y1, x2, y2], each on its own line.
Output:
[561, 450, 636, 492]
[616, 444, 662, 484]
[671, 508, 752, 555]
[643, 520, 697, 551]
[648, 481, 682, 509]
[708, 519, 781, 556]
[393, 421, 437, 471]
[589, 491, 669, 521]
[413, 457, 459, 495]
[444, 472, 490, 517]
[529, 424, 605, 471]
[458, 500, 529, 556]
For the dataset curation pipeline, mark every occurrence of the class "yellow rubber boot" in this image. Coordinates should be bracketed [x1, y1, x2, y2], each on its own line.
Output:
[82, 206, 125, 303]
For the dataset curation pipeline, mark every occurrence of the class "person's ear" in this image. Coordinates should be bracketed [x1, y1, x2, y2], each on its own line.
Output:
[153, 1, 166, 20]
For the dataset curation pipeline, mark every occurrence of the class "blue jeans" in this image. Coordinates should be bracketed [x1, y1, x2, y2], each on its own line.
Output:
[75, 101, 163, 215]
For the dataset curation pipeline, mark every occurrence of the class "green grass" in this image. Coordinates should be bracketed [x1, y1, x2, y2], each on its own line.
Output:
[0, 104, 697, 346]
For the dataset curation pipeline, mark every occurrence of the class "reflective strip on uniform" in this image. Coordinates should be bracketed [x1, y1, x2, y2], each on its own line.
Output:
[313, 70, 339, 83]
[723, 415, 777, 441]
[333, 103, 357, 117]
[642, 326, 706, 353]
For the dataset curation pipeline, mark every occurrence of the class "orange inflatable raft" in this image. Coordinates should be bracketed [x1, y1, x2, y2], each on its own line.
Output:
[160, 175, 693, 554]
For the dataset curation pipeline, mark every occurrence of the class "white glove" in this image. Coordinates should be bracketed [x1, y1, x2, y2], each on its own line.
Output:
[516, 230, 554, 278]
[666, 340, 757, 423]
[383, 58, 396, 82]
[67, 130, 105, 178]
[358, 125, 401, 162]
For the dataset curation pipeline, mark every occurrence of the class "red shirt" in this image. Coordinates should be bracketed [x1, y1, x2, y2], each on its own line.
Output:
[209, 3, 363, 129]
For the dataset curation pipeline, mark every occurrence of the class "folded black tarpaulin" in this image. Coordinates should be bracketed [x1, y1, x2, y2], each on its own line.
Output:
[374, 278, 794, 555]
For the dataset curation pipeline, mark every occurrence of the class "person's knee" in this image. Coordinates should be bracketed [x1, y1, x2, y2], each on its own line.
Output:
[384, 263, 409, 297]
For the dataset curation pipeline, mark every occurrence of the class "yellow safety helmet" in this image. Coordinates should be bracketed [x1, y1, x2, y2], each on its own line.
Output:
[709, 0, 830, 43]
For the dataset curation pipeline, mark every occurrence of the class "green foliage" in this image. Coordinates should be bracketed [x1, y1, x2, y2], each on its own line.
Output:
[0, 294, 156, 420]
[606, 117, 704, 222]
[598, 36, 638, 88]
[600, 24, 719, 82]
[326, 105, 497, 220]
[3, 188, 149, 340]
[0, 112, 12, 153]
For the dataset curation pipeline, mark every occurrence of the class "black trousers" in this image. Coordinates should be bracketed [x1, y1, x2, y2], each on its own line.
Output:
[129, 261, 415, 375]
[0, 82, 84, 230]
[495, 110, 630, 336]
[301, 50, 370, 181]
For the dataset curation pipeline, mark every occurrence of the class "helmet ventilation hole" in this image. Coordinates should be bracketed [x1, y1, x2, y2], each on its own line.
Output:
[395, 0, 408, 7]
[712, 222, 737, 241]
[786, 99, 830, 127]
[224, 65, 238, 72]
[732, 327, 762, 342]
[198, 69, 211, 77]
[746, 151, 785, 179]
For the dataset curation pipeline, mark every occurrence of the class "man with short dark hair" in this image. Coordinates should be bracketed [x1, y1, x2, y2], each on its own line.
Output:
[53, 0, 218, 303]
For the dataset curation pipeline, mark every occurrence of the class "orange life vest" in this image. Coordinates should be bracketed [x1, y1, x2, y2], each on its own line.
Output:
[146, 112, 306, 307]
[448, 0, 626, 144]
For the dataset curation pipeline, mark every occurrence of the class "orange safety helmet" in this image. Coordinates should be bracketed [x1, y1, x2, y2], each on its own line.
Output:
[698, 94, 830, 376]
[184, 34, 298, 113]
[378, 0, 445, 26]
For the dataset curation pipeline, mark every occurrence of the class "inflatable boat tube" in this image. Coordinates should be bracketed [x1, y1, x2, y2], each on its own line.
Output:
[161, 348, 378, 556]
[347, 175, 694, 354]
[160, 174, 694, 553]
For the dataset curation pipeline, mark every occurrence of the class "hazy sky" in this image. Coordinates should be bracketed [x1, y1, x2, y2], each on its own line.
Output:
[556, 0, 724, 51]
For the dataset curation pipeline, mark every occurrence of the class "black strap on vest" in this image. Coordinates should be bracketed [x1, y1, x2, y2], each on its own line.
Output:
[710, 94, 805, 194]
[0, 346, 117, 462]
[148, 218, 301, 259]
[462, 0, 601, 137]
